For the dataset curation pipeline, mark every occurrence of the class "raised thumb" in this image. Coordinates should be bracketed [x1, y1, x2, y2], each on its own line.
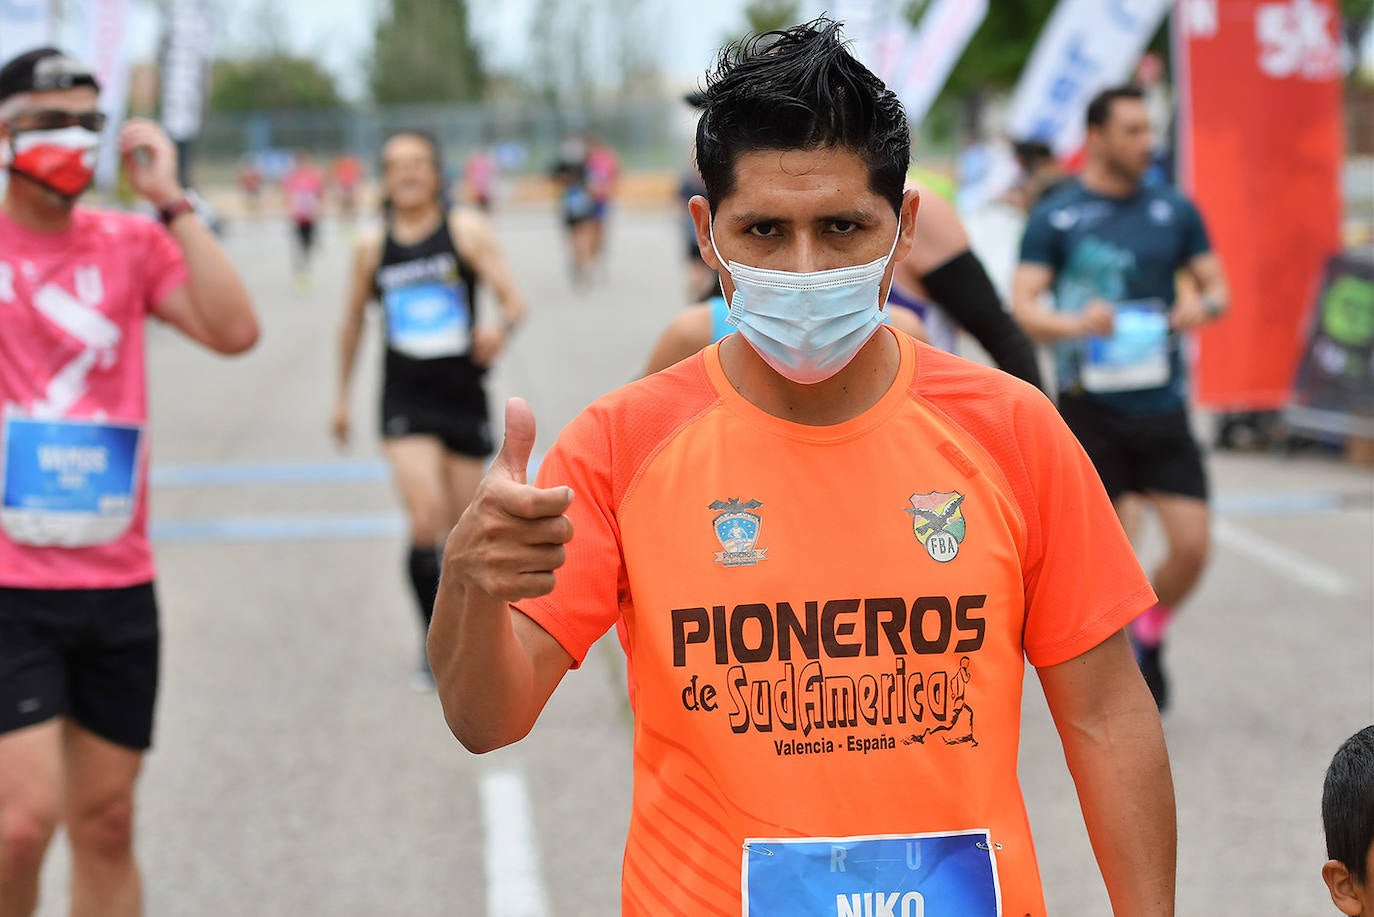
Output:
[494, 396, 537, 484]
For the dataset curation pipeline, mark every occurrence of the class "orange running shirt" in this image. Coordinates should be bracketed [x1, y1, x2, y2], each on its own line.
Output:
[519, 328, 1155, 915]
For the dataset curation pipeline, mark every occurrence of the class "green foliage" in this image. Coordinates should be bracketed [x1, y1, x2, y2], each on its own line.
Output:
[369, 0, 486, 104]
[744, 0, 803, 34]
[209, 56, 342, 112]
[906, 0, 1059, 98]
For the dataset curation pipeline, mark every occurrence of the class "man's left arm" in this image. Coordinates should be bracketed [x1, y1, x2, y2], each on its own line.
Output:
[121, 119, 258, 355]
[1170, 200, 1229, 332]
[1037, 631, 1176, 917]
[456, 209, 527, 367]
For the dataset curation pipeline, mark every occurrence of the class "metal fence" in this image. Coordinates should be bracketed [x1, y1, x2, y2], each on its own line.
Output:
[195, 98, 691, 182]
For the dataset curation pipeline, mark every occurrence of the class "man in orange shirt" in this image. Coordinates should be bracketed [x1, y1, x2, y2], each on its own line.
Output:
[429, 19, 1174, 916]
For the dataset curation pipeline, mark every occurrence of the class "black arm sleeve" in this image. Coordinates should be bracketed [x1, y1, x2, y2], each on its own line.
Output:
[920, 250, 1045, 391]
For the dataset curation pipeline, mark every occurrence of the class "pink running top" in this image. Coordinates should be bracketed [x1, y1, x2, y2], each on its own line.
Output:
[0, 206, 187, 589]
[283, 167, 324, 222]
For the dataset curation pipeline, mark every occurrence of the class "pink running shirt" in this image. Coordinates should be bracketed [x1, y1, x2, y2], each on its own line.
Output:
[0, 206, 187, 589]
[283, 167, 324, 223]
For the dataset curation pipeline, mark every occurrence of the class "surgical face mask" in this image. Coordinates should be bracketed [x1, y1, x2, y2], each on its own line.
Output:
[2, 125, 102, 199]
[711, 218, 902, 384]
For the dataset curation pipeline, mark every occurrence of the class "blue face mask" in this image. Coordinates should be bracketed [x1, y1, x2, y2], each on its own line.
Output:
[711, 219, 902, 384]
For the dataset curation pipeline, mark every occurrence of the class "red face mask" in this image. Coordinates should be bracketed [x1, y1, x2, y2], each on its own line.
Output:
[3, 126, 101, 198]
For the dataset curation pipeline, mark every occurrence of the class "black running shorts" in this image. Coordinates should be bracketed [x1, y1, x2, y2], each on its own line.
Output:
[381, 380, 493, 459]
[0, 582, 160, 750]
[1057, 393, 1209, 501]
[294, 219, 316, 253]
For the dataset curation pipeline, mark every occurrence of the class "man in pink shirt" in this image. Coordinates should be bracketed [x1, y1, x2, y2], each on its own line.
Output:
[0, 49, 258, 916]
[282, 149, 325, 286]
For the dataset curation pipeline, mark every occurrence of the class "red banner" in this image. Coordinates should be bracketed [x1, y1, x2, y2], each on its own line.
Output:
[1175, 0, 1344, 410]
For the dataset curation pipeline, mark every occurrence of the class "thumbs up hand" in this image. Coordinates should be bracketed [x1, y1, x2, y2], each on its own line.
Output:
[446, 398, 575, 602]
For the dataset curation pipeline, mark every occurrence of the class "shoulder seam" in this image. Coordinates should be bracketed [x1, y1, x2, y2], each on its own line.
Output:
[616, 361, 723, 520]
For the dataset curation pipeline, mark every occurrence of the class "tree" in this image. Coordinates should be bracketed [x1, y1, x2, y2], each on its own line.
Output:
[209, 56, 342, 112]
[744, 0, 802, 34]
[369, 0, 485, 104]
[905, 0, 1059, 101]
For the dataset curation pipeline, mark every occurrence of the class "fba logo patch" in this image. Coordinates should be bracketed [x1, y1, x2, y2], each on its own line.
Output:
[906, 491, 966, 562]
[710, 498, 767, 567]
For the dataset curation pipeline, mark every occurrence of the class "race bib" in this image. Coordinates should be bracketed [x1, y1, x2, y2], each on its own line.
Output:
[564, 186, 596, 220]
[1, 415, 143, 548]
[1081, 298, 1171, 393]
[743, 830, 1001, 916]
[384, 282, 470, 359]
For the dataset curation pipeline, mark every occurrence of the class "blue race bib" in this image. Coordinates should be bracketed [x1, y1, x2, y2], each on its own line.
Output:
[743, 830, 1002, 916]
[2, 416, 143, 547]
[1081, 298, 1170, 393]
[384, 282, 470, 359]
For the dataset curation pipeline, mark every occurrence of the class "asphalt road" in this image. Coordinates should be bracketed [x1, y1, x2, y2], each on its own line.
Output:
[32, 203, 1374, 916]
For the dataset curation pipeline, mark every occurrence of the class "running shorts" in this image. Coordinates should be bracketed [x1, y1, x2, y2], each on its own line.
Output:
[0, 582, 160, 750]
[1058, 393, 1209, 501]
[380, 377, 493, 459]
[294, 219, 316, 253]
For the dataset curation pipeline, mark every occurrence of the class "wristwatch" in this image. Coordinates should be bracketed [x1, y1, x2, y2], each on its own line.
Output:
[1201, 294, 1226, 320]
[158, 197, 196, 227]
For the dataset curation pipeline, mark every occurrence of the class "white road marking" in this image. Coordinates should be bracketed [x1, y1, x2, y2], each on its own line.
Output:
[1214, 520, 1350, 598]
[480, 769, 551, 917]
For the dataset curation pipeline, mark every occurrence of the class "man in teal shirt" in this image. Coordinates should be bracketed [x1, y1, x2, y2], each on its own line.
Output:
[1012, 85, 1230, 711]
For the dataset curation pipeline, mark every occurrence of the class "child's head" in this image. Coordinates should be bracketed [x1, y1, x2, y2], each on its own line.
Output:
[1325, 725, 1374, 914]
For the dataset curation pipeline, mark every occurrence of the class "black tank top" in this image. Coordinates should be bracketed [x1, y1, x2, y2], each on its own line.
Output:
[373, 215, 483, 395]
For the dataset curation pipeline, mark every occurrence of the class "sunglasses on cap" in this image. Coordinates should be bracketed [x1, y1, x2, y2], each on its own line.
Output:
[27, 56, 100, 94]
[9, 110, 107, 133]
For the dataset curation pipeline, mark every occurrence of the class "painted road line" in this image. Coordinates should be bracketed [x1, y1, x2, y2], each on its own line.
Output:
[480, 770, 551, 917]
[151, 454, 543, 487]
[1213, 490, 1370, 517]
[1214, 520, 1350, 598]
[152, 515, 406, 544]
[151, 459, 390, 487]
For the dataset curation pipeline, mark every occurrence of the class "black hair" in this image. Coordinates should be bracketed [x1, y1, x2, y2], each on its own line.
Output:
[379, 129, 447, 216]
[1013, 139, 1054, 168]
[1324, 725, 1374, 882]
[382, 128, 443, 174]
[1085, 85, 1146, 131]
[694, 17, 909, 215]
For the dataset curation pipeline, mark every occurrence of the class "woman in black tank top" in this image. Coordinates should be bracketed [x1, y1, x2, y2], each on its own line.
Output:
[332, 130, 528, 691]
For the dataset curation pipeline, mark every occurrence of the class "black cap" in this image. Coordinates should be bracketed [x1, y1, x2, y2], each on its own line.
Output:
[0, 48, 100, 106]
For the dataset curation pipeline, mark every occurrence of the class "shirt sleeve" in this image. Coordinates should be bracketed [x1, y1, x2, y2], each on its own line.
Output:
[1179, 197, 1213, 263]
[1018, 201, 1062, 270]
[142, 218, 189, 314]
[1017, 393, 1157, 667]
[514, 407, 626, 668]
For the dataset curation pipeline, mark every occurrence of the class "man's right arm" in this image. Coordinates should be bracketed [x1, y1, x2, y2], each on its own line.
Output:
[332, 236, 378, 446]
[428, 397, 577, 753]
[1011, 263, 1113, 343]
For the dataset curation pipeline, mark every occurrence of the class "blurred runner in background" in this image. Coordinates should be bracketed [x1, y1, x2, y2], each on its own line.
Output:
[1012, 86, 1230, 711]
[586, 134, 620, 269]
[550, 135, 596, 287]
[332, 130, 526, 692]
[464, 145, 497, 213]
[331, 154, 364, 228]
[282, 150, 325, 290]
